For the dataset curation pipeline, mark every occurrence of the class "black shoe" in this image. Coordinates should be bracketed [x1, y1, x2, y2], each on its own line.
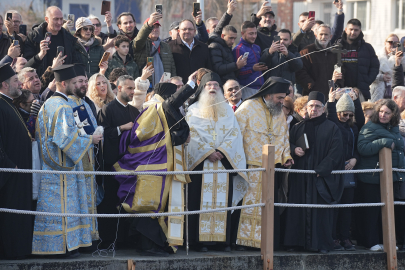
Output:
[319, 249, 329, 254]
[140, 247, 169, 257]
[341, 239, 356, 251]
[223, 246, 231, 252]
[199, 246, 208, 252]
[235, 245, 247, 251]
[333, 240, 344, 251]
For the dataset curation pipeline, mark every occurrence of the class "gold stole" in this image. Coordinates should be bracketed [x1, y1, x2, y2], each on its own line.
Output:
[199, 160, 229, 242]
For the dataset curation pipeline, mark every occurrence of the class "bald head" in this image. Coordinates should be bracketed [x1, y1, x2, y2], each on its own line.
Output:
[45, 6, 63, 34]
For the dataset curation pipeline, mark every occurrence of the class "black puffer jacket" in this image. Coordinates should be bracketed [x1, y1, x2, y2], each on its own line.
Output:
[24, 22, 79, 77]
[336, 32, 379, 100]
[207, 12, 237, 84]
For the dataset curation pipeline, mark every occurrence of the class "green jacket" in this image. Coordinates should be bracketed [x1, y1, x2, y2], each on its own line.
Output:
[74, 36, 104, 76]
[132, 23, 176, 81]
[357, 121, 405, 184]
[105, 51, 140, 80]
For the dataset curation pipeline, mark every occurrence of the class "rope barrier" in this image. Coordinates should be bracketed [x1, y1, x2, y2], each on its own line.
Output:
[274, 202, 385, 208]
[392, 168, 405, 173]
[274, 168, 383, 174]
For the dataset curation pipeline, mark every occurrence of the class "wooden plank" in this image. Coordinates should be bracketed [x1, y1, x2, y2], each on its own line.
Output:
[261, 145, 275, 270]
[379, 148, 397, 270]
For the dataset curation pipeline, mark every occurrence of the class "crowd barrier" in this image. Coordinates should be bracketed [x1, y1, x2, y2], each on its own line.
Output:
[0, 145, 400, 270]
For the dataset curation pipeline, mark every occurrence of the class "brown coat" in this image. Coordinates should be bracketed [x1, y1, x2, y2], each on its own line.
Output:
[295, 43, 337, 97]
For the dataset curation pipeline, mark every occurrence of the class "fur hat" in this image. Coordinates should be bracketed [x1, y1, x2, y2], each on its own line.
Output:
[336, 93, 355, 113]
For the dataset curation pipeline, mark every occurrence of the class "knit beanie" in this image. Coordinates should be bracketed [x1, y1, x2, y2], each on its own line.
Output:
[336, 93, 355, 113]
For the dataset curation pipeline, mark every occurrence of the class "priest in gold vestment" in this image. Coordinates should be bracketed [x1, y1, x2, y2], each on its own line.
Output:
[235, 77, 293, 250]
[186, 72, 249, 252]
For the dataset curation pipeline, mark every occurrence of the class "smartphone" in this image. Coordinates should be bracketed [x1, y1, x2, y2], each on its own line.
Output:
[193, 2, 201, 17]
[400, 42, 405, 53]
[258, 62, 266, 66]
[45, 32, 52, 42]
[264, 1, 271, 7]
[147, 57, 154, 68]
[67, 14, 75, 22]
[99, 52, 110, 66]
[101, 1, 111, 15]
[13, 40, 19, 46]
[57, 46, 64, 57]
[334, 64, 341, 74]
[155, 4, 163, 14]
[6, 13, 12, 21]
[308, 11, 315, 19]
[334, 0, 339, 3]
[163, 72, 171, 81]
[19, 25, 27, 36]
[243, 52, 249, 59]
[273, 36, 280, 43]
[328, 80, 335, 92]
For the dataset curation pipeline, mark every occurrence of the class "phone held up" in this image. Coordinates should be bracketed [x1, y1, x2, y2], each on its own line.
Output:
[57, 46, 64, 57]
[147, 57, 154, 69]
[19, 25, 27, 36]
[67, 14, 75, 22]
[193, 2, 200, 17]
[99, 52, 110, 66]
[308, 11, 315, 19]
[328, 80, 335, 92]
[155, 4, 163, 14]
[45, 32, 52, 42]
[101, 1, 111, 15]
[13, 40, 19, 46]
[273, 35, 280, 43]
[6, 13, 12, 21]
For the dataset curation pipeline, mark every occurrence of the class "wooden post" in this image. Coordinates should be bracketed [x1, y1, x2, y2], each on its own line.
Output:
[379, 148, 397, 270]
[261, 145, 275, 270]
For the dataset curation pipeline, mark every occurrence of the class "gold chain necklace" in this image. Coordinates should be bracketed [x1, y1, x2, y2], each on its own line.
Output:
[0, 95, 32, 140]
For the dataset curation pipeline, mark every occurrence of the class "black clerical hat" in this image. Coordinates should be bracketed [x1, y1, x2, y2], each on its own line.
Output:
[154, 83, 177, 100]
[189, 72, 222, 106]
[73, 63, 86, 77]
[246, 76, 290, 100]
[53, 64, 77, 82]
[308, 91, 325, 104]
[0, 63, 16, 84]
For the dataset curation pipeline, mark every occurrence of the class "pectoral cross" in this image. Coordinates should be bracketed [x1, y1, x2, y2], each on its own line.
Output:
[330, 43, 348, 68]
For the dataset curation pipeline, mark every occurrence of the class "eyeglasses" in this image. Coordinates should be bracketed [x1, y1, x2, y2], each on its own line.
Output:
[342, 113, 354, 118]
[82, 27, 94, 32]
[307, 104, 324, 109]
[93, 23, 101, 28]
[386, 41, 399, 46]
[12, 20, 21, 24]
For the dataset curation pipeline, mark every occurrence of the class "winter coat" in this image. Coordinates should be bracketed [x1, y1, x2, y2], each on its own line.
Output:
[132, 23, 176, 81]
[393, 64, 404, 89]
[74, 36, 105, 76]
[295, 41, 337, 97]
[336, 32, 380, 100]
[105, 51, 140, 80]
[232, 38, 264, 89]
[24, 22, 79, 77]
[369, 48, 405, 102]
[259, 46, 303, 83]
[168, 35, 212, 84]
[250, 13, 279, 52]
[357, 121, 405, 184]
[207, 12, 238, 84]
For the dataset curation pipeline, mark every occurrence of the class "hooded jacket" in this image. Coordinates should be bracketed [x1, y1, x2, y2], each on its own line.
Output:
[24, 22, 80, 77]
[336, 32, 379, 100]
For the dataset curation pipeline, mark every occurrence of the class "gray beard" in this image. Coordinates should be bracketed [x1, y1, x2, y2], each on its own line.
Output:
[264, 99, 282, 116]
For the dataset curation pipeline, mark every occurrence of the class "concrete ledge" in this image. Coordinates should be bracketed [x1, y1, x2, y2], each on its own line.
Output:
[2, 248, 405, 270]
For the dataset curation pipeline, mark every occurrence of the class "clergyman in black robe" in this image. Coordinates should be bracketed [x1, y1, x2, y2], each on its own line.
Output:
[0, 63, 33, 259]
[284, 91, 344, 253]
[97, 75, 140, 247]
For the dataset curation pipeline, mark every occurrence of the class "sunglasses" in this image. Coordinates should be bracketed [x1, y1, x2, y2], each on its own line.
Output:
[93, 23, 101, 27]
[342, 113, 354, 118]
[386, 41, 399, 46]
[82, 27, 94, 32]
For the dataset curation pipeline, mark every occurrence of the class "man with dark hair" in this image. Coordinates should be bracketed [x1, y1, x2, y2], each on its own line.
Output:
[168, 19, 212, 84]
[250, 1, 278, 52]
[117, 12, 139, 56]
[293, 0, 345, 52]
[259, 29, 303, 83]
[133, 12, 176, 87]
[232, 21, 267, 99]
[336, 19, 379, 100]
[208, 0, 246, 84]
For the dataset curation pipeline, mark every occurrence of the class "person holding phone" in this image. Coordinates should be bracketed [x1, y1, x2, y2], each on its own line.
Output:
[259, 29, 303, 84]
[89, 12, 117, 47]
[250, 1, 279, 52]
[0, 13, 25, 59]
[73, 17, 105, 76]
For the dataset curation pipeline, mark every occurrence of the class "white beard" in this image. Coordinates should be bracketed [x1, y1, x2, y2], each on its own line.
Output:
[198, 88, 227, 121]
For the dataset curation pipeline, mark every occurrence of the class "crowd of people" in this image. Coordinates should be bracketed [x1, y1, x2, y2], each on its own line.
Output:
[2, 0, 405, 260]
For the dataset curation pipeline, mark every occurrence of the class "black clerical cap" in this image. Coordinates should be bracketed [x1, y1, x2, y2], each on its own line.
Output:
[154, 83, 178, 100]
[246, 76, 290, 100]
[0, 63, 16, 83]
[73, 63, 86, 77]
[53, 64, 77, 82]
[189, 72, 222, 106]
[308, 91, 325, 104]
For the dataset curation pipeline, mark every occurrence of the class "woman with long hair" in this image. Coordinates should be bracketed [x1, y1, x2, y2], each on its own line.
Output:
[87, 73, 115, 113]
